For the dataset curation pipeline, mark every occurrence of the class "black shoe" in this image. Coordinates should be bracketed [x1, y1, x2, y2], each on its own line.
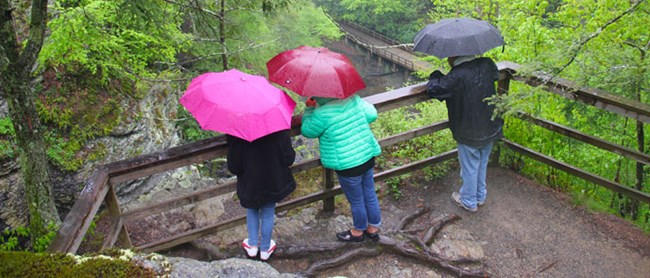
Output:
[336, 230, 365, 242]
[364, 231, 380, 242]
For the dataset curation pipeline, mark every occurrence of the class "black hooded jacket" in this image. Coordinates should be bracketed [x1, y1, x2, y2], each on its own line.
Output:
[226, 130, 296, 209]
[426, 57, 503, 147]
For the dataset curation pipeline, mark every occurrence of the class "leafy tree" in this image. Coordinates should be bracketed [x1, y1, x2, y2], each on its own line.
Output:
[174, 0, 341, 142]
[0, 0, 60, 240]
[36, 0, 188, 171]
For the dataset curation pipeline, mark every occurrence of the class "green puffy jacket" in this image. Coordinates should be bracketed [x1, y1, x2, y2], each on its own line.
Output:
[301, 95, 381, 171]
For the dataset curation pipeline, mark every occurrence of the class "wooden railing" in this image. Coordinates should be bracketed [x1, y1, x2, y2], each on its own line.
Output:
[49, 62, 650, 254]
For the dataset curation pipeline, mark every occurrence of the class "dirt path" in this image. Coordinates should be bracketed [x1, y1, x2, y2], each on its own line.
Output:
[264, 166, 650, 277]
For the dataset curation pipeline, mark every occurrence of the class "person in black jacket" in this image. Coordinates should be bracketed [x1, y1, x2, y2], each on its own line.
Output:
[427, 55, 503, 212]
[226, 130, 296, 260]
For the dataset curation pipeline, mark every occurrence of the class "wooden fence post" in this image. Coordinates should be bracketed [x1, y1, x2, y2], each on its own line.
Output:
[493, 70, 513, 166]
[101, 184, 132, 250]
[322, 168, 335, 212]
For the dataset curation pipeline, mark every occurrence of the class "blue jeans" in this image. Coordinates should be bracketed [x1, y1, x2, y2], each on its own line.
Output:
[337, 167, 382, 231]
[458, 142, 494, 209]
[246, 202, 275, 251]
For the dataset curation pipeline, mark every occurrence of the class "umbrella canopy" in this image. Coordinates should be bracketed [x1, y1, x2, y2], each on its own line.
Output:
[413, 17, 505, 58]
[180, 69, 296, 142]
[266, 46, 366, 99]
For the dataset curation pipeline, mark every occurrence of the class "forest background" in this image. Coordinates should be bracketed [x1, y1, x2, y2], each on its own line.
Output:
[0, 0, 648, 253]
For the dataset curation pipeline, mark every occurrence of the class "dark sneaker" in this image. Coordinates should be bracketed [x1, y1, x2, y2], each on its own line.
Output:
[364, 231, 380, 242]
[336, 230, 365, 242]
[451, 192, 477, 212]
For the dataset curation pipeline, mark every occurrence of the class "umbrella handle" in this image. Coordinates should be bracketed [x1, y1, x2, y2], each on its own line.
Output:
[306, 98, 317, 107]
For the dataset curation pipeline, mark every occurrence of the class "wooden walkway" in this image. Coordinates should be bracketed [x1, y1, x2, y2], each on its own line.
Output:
[338, 21, 433, 73]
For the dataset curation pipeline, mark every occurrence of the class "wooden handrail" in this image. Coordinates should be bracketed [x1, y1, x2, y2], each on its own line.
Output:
[49, 61, 650, 255]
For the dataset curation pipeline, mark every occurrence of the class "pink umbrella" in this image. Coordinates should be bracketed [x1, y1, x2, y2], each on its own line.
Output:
[180, 69, 296, 142]
[266, 46, 366, 99]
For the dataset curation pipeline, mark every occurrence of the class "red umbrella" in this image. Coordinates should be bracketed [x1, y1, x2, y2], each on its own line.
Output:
[180, 69, 296, 142]
[266, 46, 366, 99]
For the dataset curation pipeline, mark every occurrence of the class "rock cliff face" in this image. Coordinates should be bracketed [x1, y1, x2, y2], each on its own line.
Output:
[0, 83, 204, 230]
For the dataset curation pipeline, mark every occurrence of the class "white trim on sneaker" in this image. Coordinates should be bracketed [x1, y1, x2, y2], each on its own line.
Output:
[242, 238, 258, 258]
[260, 239, 276, 261]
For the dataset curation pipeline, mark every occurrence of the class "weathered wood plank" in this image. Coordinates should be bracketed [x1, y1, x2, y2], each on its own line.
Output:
[378, 121, 449, 148]
[374, 150, 457, 182]
[48, 168, 110, 253]
[122, 181, 236, 222]
[503, 139, 650, 204]
[363, 82, 429, 113]
[105, 136, 229, 182]
[500, 62, 650, 123]
[516, 112, 650, 165]
[102, 185, 129, 250]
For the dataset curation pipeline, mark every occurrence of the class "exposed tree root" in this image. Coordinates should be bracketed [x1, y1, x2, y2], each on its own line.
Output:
[301, 248, 379, 277]
[273, 208, 488, 277]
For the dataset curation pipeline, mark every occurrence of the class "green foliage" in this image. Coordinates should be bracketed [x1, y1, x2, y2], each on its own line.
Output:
[0, 118, 16, 159]
[372, 99, 456, 185]
[385, 177, 403, 200]
[176, 105, 218, 142]
[0, 223, 58, 252]
[182, 0, 340, 75]
[39, 0, 187, 82]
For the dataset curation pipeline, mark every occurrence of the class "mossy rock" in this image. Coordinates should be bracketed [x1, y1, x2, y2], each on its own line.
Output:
[0, 251, 156, 277]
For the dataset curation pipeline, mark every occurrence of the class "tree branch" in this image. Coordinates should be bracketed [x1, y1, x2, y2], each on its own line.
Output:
[556, 0, 646, 76]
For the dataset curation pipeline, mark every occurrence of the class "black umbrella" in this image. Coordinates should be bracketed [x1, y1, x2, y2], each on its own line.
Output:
[413, 17, 505, 59]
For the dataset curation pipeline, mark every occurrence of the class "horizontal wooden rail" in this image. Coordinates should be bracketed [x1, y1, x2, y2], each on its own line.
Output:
[123, 121, 450, 224]
[137, 150, 457, 253]
[502, 139, 650, 204]
[515, 112, 650, 165]
[501, 62, 650, 124]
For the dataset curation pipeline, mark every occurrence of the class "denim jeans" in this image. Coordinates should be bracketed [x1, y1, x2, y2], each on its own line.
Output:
[246, 202, 276, 251]
[457, 142, 494, 209]
[337, 167, 382, 231]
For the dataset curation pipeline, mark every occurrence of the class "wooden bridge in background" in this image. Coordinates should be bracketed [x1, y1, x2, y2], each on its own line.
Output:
[337, 20, 433, 73]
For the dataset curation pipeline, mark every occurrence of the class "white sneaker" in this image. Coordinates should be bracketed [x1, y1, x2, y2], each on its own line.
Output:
[260, 239, 276, 261]
[242, 238, 258, 258]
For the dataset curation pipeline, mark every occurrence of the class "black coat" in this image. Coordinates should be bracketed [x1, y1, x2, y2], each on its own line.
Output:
[426, 57, 503, 147]
[226, 130, 296, 209]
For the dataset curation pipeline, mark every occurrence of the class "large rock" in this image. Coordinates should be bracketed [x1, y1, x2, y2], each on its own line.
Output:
[164, 257, 300, 278]
[0, 82, 202, 229]
[0, 170, 28, 231]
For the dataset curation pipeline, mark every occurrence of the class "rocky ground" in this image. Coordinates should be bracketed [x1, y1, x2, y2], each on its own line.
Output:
[116, 166, 650, 278]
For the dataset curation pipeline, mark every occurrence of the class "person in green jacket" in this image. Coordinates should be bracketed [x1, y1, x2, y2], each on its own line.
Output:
[301, 95, 382, 242]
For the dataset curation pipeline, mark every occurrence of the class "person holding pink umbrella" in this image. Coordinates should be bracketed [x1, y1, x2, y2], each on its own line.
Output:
[267, 46, 382, 242]
[180, 69, 297, 260]
[227, 130, 296, 260]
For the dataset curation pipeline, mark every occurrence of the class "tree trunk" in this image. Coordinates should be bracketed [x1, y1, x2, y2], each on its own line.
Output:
[219, 0, 228, 70]
[0, 0, 61, 240]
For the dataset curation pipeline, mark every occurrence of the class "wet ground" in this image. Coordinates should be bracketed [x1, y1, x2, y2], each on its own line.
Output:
[265, 166, 650, 277]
